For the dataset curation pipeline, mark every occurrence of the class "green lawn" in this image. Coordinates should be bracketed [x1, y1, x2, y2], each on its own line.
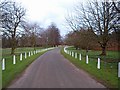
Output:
[61, 47, 120, 88]
[2, 47, 50, 88]
[67, 47, 120, 60]
[2, 47, 44, 57]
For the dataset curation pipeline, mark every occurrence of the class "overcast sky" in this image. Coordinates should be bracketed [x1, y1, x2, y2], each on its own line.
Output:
[14, 0, 86, 36]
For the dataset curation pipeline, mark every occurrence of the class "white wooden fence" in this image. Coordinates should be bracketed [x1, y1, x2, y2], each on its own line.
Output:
[64, 46, 120, 77]
[2, 47, 54, 71]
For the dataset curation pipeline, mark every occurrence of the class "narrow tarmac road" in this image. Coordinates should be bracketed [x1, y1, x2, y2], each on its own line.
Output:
[8, 48, 105, 88]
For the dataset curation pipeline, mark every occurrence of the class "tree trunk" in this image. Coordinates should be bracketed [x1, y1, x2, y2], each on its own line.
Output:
[11, 36, 16, 55]
[100, 44, 107, 56]
[75, 47, 78, 50]
[34, 46, 36, 50]
[86, 46, 89, 53]
[11, 47, 15, 55]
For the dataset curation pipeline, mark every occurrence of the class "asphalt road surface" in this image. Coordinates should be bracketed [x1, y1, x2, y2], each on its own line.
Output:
[8, 48, 105, 88]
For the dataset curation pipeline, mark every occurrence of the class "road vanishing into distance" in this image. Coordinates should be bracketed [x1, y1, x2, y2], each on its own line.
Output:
[9, 48, 105, 88]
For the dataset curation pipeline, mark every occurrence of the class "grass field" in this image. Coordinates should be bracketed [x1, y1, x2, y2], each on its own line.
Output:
[67, 47, 120, 60]
[2, 47, 50, 88]
[2, 47, 44, 57]
[61, 47, 120, 88]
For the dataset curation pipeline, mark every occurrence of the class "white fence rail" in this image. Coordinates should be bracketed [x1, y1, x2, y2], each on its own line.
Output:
[2, 47, 54, 71]
[64, 46, 119, 77]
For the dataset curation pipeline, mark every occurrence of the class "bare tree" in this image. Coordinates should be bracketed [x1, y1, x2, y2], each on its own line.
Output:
[21, 22, 42, 49]
[112, 1, 120, 13]
[46, 23, 61, 47]
[65, 28, 97, 51]
[66, 0, 119, 55]
[0, 1, 26, 54]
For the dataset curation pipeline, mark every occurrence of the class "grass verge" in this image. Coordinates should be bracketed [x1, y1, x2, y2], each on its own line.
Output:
[2, 50, 48, 88]
[61, 47, 119, 88]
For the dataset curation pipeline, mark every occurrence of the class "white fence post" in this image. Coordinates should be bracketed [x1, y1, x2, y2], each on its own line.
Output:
[31, 51, 33, 56]
[67, 50, 69, 54]
[2, 58, 5, 70]
[20, 53, 22, 61]
[97, 58, 100, 69]
[79, 54, 81, 60]
[65, 49, 67, 53]
[75, 53, 77, 59]
[72, 52, 74, 57]
[69, 51, 70, 55]
[86, 55, 89, 64]
[34, 51, 35, 54]
[68, 51, 69, 54]
[29, 52, 30, 57]
[25, 52, 27, 59]
[70, 51, 72, 56]
[118, 62, 120, 77]
[64, 47, 66, 53]
[13, 55, 16, 64]
[65, 50, 67, 53]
